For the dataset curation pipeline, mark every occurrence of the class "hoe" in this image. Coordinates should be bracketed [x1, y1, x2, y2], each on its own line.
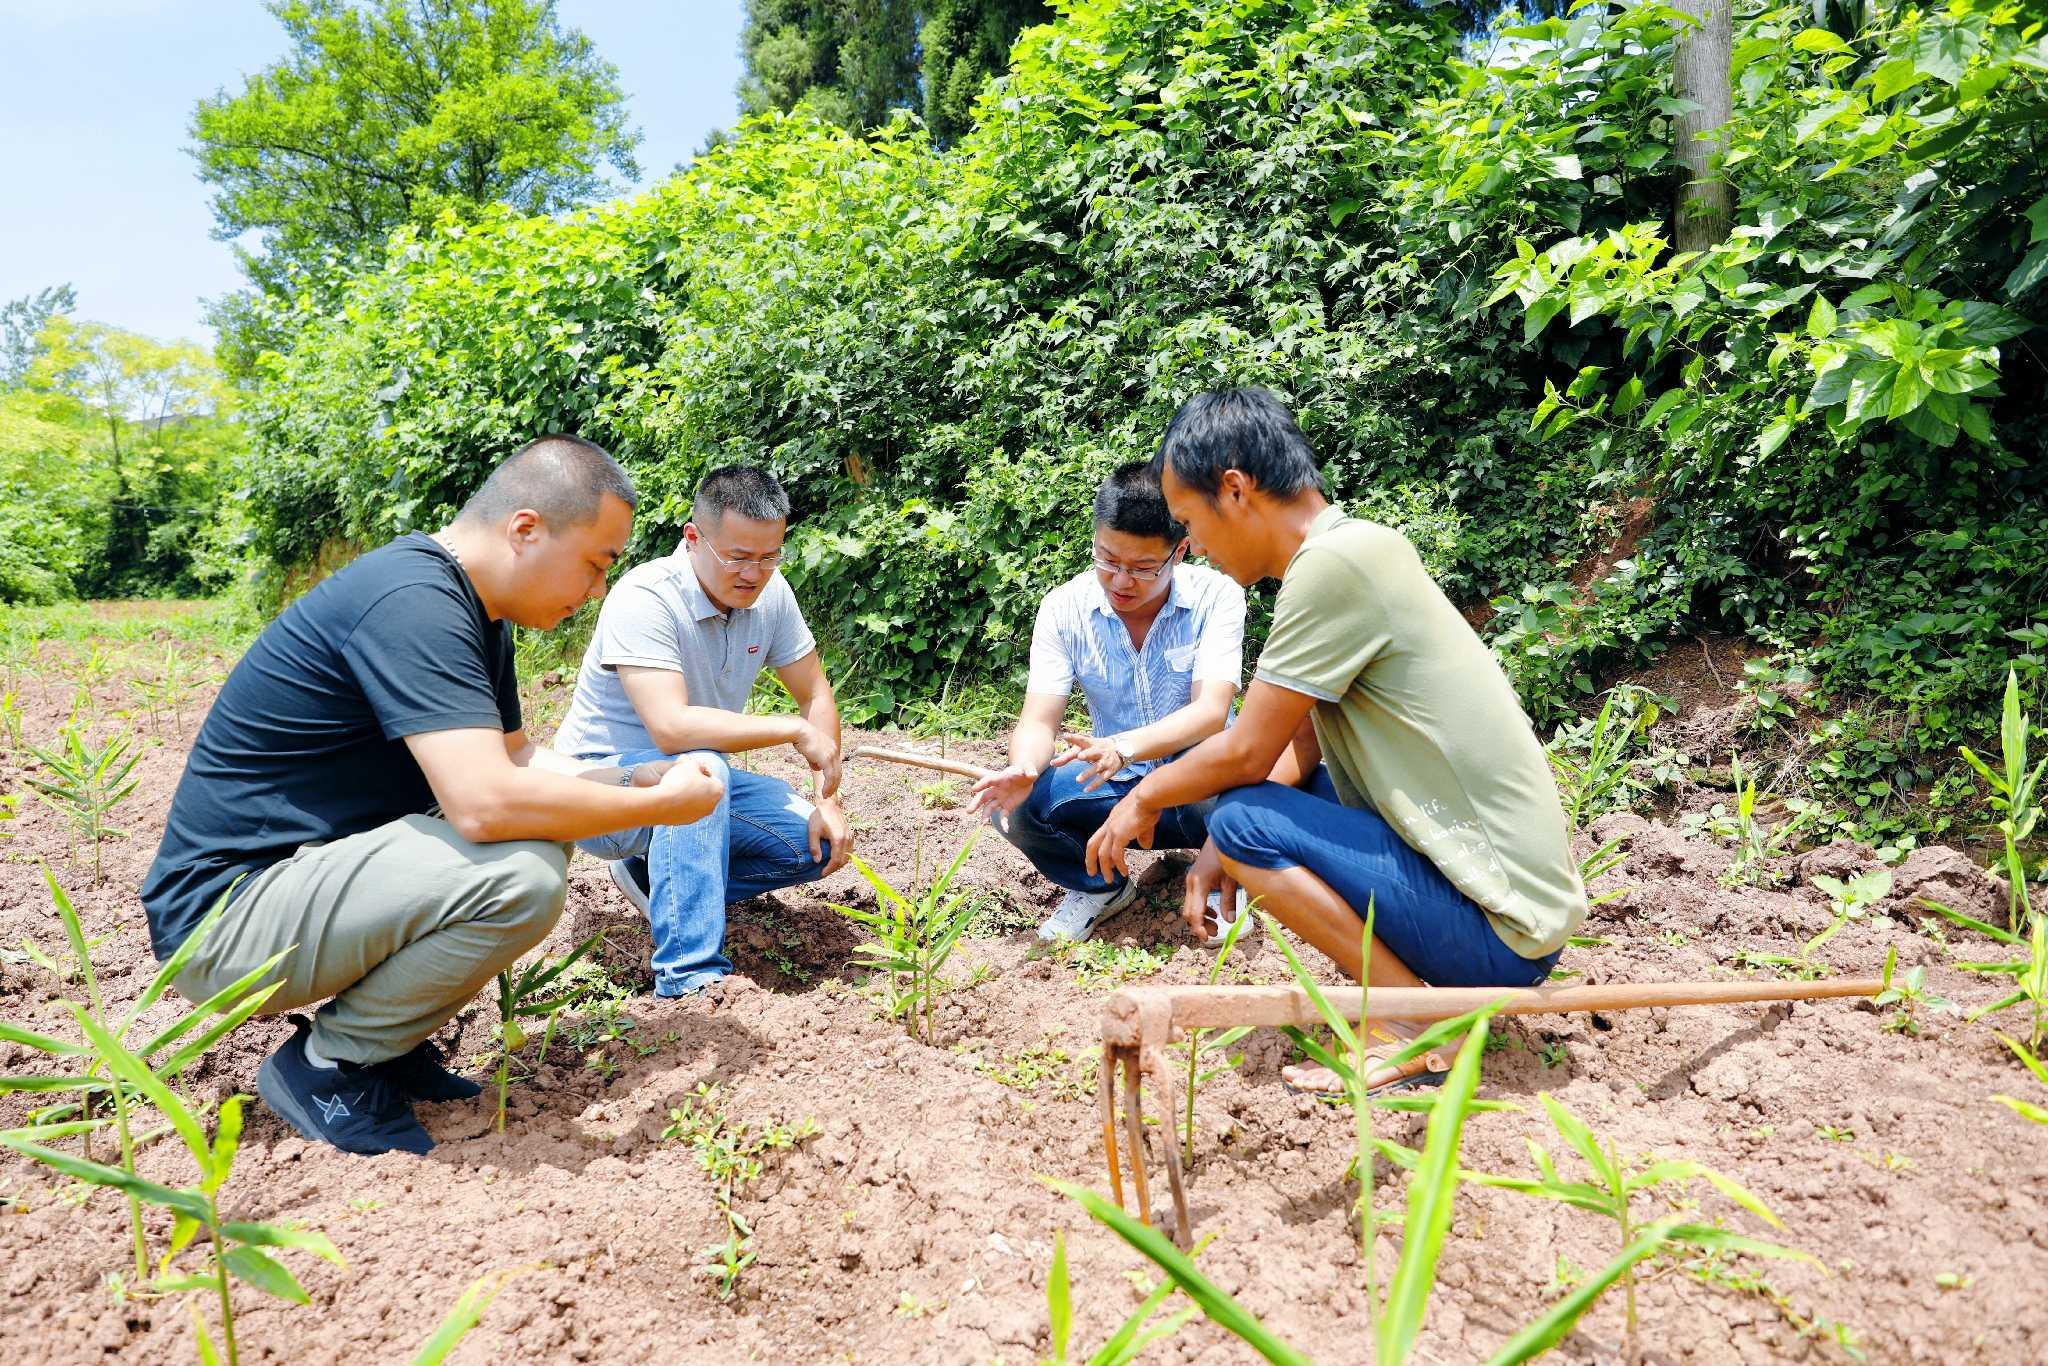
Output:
[1098, 976, 1884, 1247]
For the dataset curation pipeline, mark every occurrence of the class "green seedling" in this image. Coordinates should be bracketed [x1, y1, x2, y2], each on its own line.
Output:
[491, 933, 605, 1131]
[953, 1040, 1096, 1101]
[1043, 1227, 1200, 1365]
[1548, 685, 1663, 828]
[0, 1015, 339, 1365]
[1814, 1123, 1854, 1143]
[1070, 939, 1175, 990]
[1179, 907, 1254, 1167]
[1453, 1092, 1811, 1355]
[1957, 669, 2042, 934]
[1871, 945, 1954, 1036]
[410, 1265, 539, 1366]
[26, 726, 142, 885]
[1802, 868, 1892, 964]
[661, 1083, 817, 1299]
[1990, 1034, 2048, 1126]
[1267, 903, 1512, 1359]
[2, 871, 286, 1283]
[830, 835, 980, 1045]
[0, 690, 21, 749]
[127, 644, 197, 738]
[1050, 1180, 1312, 1366]
[1945, 902, 2048, 1049]
[913, 776, 962, 809]
[1683, 754, 1818, 886]
[1578, 836, 1630, 908]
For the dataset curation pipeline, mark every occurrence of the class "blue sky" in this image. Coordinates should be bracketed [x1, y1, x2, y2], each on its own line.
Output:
[0, 0, 744, 348]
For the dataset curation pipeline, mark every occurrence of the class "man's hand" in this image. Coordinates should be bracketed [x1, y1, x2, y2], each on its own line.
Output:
[968, 762, 1039, 819]
[808, 797, 853, 877]
[791, 720, 842, 800]
[1181, 838, 1238, 939]
[1085, 789, 1159, 881]
[654, 755, 725, 825]
[1052, 730, 1127, 792]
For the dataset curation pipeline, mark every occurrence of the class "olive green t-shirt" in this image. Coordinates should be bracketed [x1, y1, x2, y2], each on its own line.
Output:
[1253, 505, 1586, 958]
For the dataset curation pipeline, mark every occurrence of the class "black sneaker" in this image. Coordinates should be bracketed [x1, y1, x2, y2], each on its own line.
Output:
[256, 1018, 434, 1156]
[370, 1038, 482, 1103]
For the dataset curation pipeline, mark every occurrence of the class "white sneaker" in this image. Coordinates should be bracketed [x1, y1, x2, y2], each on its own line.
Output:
[1036, 878, 1142, 943]
[608, 858, 652, 917]
[1203, 887, 1255, 949]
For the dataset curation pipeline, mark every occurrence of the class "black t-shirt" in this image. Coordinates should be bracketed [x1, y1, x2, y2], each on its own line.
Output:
[141, 534, 520, 958]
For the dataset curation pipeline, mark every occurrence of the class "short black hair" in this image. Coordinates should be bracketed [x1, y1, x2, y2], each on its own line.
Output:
[1152, 387, 1326, 500]
[692, 465, 790, 526]
[1093, 460, 1184, 545]
[458, 433, 637, 528]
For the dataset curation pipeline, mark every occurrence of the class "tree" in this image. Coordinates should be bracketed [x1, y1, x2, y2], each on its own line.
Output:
[1, 284, 76, 390]
[190, 0, 639, 366]
[1672, 0, 1733, 250]
[737, 0, 1047, 142]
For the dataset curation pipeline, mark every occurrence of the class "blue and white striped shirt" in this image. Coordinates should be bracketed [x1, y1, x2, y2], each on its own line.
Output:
[1025, 562, 1247, 779]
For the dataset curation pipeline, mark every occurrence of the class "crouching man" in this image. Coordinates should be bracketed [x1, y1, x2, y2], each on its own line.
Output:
[969, 461, 1247, 943]
[550, 465, 853, 997]
[142, 435, 724, 1156]
[1086, 390, 1587, 1095]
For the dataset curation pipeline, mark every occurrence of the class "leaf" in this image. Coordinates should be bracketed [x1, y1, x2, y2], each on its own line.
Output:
[1755, 417, 1794, 459]
[0, 1133, 210, 1220]
[1049, 1230, 1072, 1362]
[1050, 1180, 1313, 1366]
[2003, 244, 2048, 300]
[222, 1219, 344, 1265]
[1547, 155, 1582, 181]
[223, 1245, 311, 1303]
[411, 1267, 536, 1366]
[68, 1007, 210, 1172]
[1806, 293, 1836, 340]
[1328, 199, 1362, 227]
[1868, 57, 1925, 102]
[1908, 20, 1984, 86]
[1791, 29, 1849, 54]
[1378, 1007, 1499, 1365]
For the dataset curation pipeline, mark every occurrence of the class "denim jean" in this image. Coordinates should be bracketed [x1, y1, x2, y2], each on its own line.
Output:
[577, 749, 830, 996]
[1206, 767, 1558, 987]
[994, 762, 1213, 894]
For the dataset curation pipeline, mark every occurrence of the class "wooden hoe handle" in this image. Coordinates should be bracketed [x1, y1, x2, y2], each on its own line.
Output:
[847, 744, 993, 783]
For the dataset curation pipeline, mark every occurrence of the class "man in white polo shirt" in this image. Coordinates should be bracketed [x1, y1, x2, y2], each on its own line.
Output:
[969, 461, 1247, 942]
[552, 465, 851, 996]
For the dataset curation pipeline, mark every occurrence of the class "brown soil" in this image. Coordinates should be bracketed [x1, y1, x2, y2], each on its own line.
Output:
[3, 625, 2046, 1365]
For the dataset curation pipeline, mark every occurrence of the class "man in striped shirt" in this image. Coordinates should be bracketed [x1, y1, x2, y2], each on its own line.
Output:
[969, 461, 1248, 942]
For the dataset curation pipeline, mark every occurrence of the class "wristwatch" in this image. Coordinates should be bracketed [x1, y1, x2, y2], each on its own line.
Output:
[1109, 732, 1139, 769]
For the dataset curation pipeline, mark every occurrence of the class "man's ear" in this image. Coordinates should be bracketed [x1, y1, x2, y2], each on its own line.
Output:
[507, 508, 544, 545]
[1218, 467, 1256, 506]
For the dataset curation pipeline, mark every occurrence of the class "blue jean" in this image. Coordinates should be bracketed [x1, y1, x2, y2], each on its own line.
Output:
[995, 763, 1213, 894]
[1206, 768, 1558, 987]
[577, 749, 831, 995]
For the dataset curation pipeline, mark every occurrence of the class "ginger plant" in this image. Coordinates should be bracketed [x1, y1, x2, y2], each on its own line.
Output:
[1043, 1227, 1198, 1365]
[1447, 1093, 1813, 1359]
[1177, 908, 1252, 1167]
[2, 870, 285, 1283]
[829, 834, 980, 1045]
[26, 726, 142, 885]
[1992, 1035, 2048, 1126]
[1958, 669, 2043, 935]
[491, 932, 604, 1131]
[2, 1002, 338, 1365]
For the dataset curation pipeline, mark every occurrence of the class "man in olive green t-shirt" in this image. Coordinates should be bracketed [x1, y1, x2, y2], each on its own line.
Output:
[1086, 387, 1586, 1093]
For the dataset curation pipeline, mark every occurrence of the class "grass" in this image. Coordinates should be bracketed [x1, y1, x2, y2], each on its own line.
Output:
[831, 835, 981, 1044]
[1069, 939, 1175, 989]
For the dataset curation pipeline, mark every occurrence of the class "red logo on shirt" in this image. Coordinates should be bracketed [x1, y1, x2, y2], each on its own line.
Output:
[748, 644, 761, 654]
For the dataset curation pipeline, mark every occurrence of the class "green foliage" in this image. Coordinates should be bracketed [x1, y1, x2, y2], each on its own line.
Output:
[1799, 867, 1892, 966]
[191, 0, 638, 370]
[660, 1083, 817, 1300]
[1178, 909, 1252, 1166]
[829, 836, 980, 1043]
[1042, 1227, 1196, 1365]
[1959, 669, 2044, 933]
[1991, 1034, 2048, 1127]
[243, 0, 2045, 762]
[1546, 684, 1672, 828]
[1682, 754, 1821, 885]
[26, 726, 143, 885]
[491, 932, 605, 1132]
[409, 1265, 535, 1366]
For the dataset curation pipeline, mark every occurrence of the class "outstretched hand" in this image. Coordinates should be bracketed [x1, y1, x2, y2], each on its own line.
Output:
[1085, 790, 1158, 881]
[1052, 731, 1126, 791]
[968, 762, 1038, 820]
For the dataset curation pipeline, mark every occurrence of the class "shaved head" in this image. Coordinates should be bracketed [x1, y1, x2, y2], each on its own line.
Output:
[457, 434, 637, 529]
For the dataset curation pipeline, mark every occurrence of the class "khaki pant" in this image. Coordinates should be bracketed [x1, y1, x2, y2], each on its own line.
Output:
[175, 814, 570, 1066]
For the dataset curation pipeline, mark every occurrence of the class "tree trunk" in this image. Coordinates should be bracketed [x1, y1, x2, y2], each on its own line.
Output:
[1672, 0, 1734, 252]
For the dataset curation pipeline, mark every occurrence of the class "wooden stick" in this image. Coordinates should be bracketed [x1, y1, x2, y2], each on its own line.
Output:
[846, 744, 993, 782]
[1102, 978, 1883, 1046]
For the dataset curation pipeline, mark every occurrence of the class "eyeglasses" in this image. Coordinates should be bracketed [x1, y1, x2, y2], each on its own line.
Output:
[691, 532, 784, 573]
[1091, 541, 1184, 583]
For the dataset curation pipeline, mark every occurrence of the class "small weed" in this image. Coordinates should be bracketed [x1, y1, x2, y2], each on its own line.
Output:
[346, 1196, 383, 1215]
[1657, 928, 1690, 948]
[1814, 1123, 1855, 1143]
[1682, 754, 1819, 886]
[1935, 1271, 1973, 1291]
[1730, 948, 1826, 982]
[0, 691, 21, 749]
[1070, 940, 1175, 990]
[1957, 669, 2042, 935]
[913, 776, 962, 810]
[954, 1040, 1094, 1101]
[661, 1084, 817, 1300]
[1872, 945, 1954, 1036]
[1537, 1039, 1571, 1070]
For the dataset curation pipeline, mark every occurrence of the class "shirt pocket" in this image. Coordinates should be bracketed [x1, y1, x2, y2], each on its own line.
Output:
[1165, 642, 1198, 673]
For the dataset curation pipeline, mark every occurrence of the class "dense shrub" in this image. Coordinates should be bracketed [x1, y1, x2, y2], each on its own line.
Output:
[242, 0, 2045, 742]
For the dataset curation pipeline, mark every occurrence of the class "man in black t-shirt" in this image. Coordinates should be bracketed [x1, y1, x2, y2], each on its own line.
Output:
[143, 434, 723, 1156]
